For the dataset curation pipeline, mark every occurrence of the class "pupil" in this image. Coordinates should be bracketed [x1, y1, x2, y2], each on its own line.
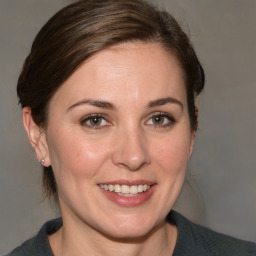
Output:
[154, 115, 163, 124]
[91, 117, 101, 125]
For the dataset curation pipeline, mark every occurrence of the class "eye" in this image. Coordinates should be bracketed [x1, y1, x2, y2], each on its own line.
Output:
[146, 113, 175, 127]
[80, 114, 109, 129]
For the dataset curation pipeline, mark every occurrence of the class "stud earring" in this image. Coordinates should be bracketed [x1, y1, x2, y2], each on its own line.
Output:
[40, 158, 45, 166]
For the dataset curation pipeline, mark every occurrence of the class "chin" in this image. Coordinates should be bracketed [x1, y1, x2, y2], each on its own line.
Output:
[103, 227, 155, 242]
[99, 215, 164, 241]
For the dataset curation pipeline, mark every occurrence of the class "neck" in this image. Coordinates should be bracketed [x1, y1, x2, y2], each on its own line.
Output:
[49, 216, 177, 256]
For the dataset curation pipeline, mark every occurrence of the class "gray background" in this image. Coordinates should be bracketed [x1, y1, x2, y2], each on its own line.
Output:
[0, 0, 255, 254]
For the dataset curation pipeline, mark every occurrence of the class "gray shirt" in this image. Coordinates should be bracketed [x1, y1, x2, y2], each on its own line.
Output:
[5, 211, 256, 256]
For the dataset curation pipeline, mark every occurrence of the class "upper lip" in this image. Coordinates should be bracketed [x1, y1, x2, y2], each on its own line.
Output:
[98, 180, 155, 186]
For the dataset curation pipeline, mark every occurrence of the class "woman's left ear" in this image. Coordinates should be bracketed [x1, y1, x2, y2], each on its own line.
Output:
[188, 107, 198, 159]
[188, 130, 196, 160]
[22, 107, 51, 167]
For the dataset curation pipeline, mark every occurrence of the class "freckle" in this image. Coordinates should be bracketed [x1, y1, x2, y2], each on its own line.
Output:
[159, 149, 164, 154]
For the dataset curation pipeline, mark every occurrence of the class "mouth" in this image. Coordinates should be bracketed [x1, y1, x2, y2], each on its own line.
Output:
[98, 181, 156, 207]
[99, 184, 151, 197]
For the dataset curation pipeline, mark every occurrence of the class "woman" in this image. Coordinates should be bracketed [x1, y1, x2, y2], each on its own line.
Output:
[6, 0, 256, 255]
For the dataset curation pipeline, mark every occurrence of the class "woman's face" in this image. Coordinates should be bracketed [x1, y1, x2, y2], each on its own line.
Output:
[42, 42, 194, 238]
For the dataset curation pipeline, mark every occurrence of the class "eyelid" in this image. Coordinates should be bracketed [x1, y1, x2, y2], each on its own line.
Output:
[146, 112, 176, 127]
[80, 113, 112, 129]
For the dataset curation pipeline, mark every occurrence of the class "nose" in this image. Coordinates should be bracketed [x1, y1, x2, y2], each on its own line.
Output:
[112, 130, 151, 171]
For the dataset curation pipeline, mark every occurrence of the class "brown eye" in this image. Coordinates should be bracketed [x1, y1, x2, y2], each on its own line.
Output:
[89, 116, 103, 126]
[146, 113, 176, 127]
[152, 115, 165, 125]
[81, 114, 108, 129]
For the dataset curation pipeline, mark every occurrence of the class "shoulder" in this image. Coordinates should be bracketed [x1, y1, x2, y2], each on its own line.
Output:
[169, 211, 256, 256]
[4, 237, 36, 256]
[4, 218, 62, 256]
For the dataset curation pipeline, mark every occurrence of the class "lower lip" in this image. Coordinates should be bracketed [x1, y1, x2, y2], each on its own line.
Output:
[99, 185, 156, 207]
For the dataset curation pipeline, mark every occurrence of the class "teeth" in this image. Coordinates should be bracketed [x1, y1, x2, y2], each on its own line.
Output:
[138, 185, 144, 193]
[99, 184, 151, 195]
[108, 184, 114, 191]
[114, 185, 121, 193]
[130, 185, 137, 194]
[121, 185, 129, 193]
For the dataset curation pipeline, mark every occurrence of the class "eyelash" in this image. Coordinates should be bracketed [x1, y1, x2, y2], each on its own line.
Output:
[80, 114, 110, 129]
[146, 112, 176, 128]
[80, 112, 176, 129]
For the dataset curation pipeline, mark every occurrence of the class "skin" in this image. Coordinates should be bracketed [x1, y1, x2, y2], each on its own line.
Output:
[23, 42, 195, 256]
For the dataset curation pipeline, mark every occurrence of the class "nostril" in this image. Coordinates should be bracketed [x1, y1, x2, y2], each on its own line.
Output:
[112, 146, 149, 169]
[111, 131, 151, 170]
[112, 141, 151, 171]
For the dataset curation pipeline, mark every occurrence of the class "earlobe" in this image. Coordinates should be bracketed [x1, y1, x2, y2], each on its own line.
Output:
[22, 107, 51, 167]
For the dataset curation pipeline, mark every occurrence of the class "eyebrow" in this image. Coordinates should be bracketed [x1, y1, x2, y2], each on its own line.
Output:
[67, 96, 183, 112]
[67, 99, 116, 111]
[147, 97, 183, 110]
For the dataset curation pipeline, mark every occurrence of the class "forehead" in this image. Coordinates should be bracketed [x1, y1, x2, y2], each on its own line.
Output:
[50, 42, 187, 109]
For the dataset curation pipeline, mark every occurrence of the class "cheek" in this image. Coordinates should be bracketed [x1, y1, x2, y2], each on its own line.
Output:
[152, 132, 192, 174]
[46, 128, 111, 180]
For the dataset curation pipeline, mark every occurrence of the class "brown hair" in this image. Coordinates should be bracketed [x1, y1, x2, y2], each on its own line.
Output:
[17, 0, 205, 199]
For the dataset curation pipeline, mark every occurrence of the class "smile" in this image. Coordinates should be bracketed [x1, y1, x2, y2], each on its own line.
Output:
[99, 184, 151, 197]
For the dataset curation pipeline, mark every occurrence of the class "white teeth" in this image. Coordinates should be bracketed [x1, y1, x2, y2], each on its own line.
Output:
[108, 184, 114, 191]
[138, 185, 144, 193]
[100, 184, 151, 195]
[130, 185, 138, 194]
[117, 192, 137, 197]
[114, 184, 121, 193]
[121, 185, 129, 193]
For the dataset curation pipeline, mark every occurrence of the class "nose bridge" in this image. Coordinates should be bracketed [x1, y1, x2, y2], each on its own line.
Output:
[112, 125, 150, 171]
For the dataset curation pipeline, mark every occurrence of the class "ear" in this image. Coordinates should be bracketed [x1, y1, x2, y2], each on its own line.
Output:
[22, 107, 51, 167]
[188, 129, 196, 160]
[188, 106, 198, 159]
